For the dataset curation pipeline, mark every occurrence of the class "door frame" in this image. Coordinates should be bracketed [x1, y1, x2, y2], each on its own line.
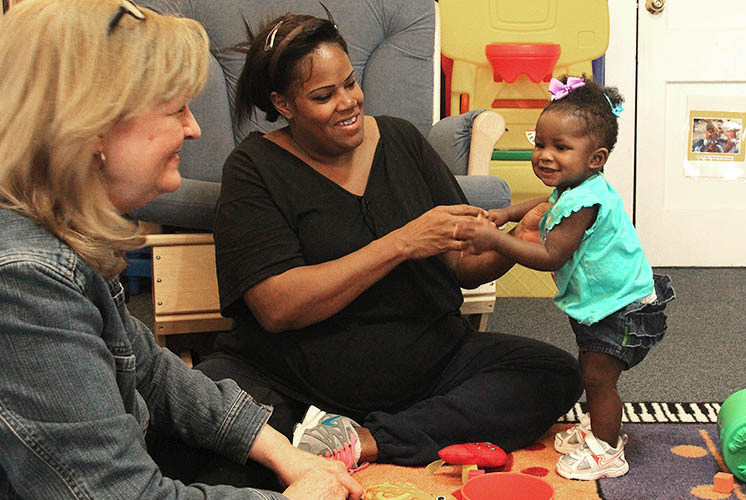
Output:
[604, 2, 637, 220]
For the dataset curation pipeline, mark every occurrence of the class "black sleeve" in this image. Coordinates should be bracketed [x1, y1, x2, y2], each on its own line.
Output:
[213, 135, 305, 317]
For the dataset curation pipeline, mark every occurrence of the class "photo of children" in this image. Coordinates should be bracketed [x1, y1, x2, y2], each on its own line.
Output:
[689, 114, 744, 160]
[685, 109, 746, 178]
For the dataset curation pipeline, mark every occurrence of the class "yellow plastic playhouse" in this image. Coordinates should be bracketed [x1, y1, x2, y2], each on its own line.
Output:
[438, 0, 609, 297]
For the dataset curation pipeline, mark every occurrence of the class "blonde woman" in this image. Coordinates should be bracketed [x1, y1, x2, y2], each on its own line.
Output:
[0, 1, 362, 498]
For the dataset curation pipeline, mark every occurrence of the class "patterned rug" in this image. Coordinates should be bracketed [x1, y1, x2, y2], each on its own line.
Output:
[356, 403, 746, 500]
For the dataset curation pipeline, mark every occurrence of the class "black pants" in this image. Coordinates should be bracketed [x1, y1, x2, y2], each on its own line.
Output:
[193, 331, 582, 466]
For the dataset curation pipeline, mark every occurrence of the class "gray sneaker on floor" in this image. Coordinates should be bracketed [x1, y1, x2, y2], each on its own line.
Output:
[292, 405, 361, 470]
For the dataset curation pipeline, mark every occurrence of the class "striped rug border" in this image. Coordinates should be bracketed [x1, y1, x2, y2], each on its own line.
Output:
[558, 402, 722, 424]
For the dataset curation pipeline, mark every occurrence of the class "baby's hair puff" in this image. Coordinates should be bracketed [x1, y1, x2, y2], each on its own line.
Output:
[543, 74, 624, 153]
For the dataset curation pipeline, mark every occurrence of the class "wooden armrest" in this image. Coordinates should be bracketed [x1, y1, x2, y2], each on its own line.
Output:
[468, 111, 506, 176]
[143, 233, 215, 247]
[144, 231, 231, 349]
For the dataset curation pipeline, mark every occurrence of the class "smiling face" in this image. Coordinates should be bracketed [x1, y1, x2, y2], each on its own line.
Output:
[271, 42, 364, 160]
[100, 94, 200, 212]
[531, 109, 608, 193]
[705, 126, 716, 140]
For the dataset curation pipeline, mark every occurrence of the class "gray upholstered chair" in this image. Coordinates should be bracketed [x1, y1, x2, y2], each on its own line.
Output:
[130, 0, 511, 230]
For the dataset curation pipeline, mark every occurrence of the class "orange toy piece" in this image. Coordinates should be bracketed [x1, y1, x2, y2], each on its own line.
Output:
[713, 472, 734, 494]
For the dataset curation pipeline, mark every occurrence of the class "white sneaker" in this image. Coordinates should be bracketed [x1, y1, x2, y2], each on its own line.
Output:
[554, 413, 628, 454]
[556, 434, 629, 480]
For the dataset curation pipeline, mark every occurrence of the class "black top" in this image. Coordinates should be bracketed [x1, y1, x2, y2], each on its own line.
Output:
[214, 116, 471, 412]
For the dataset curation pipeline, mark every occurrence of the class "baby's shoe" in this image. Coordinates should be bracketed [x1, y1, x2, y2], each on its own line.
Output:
[554, 413, 628, 454]
[556, 434, 629, 480]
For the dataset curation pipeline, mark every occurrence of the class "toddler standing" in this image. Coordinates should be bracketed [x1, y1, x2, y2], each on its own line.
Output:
[462, 75, 675, 480]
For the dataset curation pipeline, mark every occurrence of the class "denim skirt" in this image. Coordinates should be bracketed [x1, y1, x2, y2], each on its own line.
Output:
[569, 274, 675, 369]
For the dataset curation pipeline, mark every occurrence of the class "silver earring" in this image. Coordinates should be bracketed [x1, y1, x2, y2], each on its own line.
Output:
[96, 151, 106, 163]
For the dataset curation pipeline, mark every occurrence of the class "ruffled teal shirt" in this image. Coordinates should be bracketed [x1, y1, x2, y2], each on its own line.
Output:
[539, 173, 654, 325]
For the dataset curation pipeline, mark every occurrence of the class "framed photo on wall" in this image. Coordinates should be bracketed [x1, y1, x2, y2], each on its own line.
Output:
[685, 104, 746, 180]
[688, 111, 745, 163]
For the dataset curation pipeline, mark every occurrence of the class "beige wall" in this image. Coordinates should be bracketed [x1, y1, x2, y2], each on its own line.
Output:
[3, 0, 19, 14]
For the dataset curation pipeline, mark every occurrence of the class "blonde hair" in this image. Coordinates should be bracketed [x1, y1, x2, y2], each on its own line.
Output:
[0, 0, 209, 278]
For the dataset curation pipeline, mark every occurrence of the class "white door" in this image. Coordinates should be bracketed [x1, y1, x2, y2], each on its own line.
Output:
[636, 0, 746, 266]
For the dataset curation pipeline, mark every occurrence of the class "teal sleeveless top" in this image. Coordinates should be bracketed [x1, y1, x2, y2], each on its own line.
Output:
[539, 173, 654, 325]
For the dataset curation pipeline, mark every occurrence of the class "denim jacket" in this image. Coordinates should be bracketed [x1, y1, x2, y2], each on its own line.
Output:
[0, 209, 287, 500]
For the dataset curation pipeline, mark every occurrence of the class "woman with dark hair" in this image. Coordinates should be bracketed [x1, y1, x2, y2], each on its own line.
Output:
[199, 12, 583, 472]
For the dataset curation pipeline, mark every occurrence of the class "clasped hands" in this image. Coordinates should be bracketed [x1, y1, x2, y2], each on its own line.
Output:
[453, 201, 551, 255]
[393, 202, 550, 261]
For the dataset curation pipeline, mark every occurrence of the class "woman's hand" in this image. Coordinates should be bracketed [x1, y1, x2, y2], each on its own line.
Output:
[445, 201, 552, 287]
[281, 459, 363, 500]
[282, 467, 356, 500]
[250, 425, 363, 499]
[512, 202, 551, 244]
[389, 204, 486, 260]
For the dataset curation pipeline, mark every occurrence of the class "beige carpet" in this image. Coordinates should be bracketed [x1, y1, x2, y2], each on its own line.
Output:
[356, 411, 745, 500]
[356, 424, 600, 499]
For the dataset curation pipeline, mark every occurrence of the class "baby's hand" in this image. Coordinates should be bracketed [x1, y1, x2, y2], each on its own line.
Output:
[461, 214, 500, 255]
[486, 208, 510, 229]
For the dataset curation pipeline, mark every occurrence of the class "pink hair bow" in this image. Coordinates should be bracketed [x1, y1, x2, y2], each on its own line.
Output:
[548, 77, 585, 100]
